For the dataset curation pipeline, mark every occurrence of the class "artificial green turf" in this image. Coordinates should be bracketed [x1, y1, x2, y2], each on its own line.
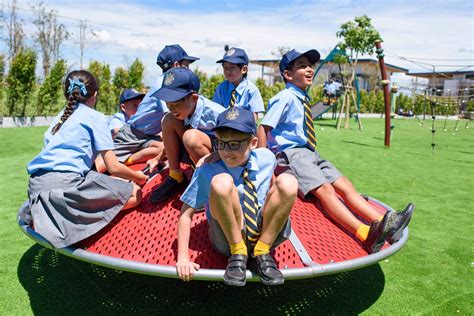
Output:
[1, 117, 472, 315]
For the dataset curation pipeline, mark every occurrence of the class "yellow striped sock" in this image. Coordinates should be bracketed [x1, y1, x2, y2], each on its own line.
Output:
[253, 240, 271, 256]
[377, 215, 384, 222]
[229, 240, 247, 256]
[125, 157, 133, 165]
[356, 224, 370, 241]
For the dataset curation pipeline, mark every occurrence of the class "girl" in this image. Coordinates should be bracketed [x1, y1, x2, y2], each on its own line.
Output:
[24, 70, 148, 248]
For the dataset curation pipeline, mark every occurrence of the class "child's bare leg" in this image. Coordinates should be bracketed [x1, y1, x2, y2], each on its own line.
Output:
[182, 129, 213, 164]
[162, 113, 187, 170]
[95, 156, 107, 173]
[311, 183, 363, 235]
[126, 141, 165, 165]
[259, 173, 297, 245]
[122, 183, 142, 210]
[209, 173, 243, 244]
[332, 177, 382, 222]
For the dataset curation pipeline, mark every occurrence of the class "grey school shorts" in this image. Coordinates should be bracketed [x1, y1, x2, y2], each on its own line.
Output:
[113, 124, 161, 162]
[275, 147, 343, 197]
[208, 209, 292, 257]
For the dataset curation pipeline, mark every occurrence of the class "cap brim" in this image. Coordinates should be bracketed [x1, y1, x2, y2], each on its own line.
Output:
[216, 57, 247, 64]
[152, 88, 191, 102]
[122, 93, 145, 103]
[212, 122, 255, 135]
[181, 56, 199, 62]
[302, 49, 321, 64]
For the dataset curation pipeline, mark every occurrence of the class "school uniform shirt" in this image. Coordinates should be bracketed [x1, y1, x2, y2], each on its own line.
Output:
[260, 83, 312, 153]
[27, 103, 114, 176]
[185, 95, 225, 137]
[108, 112, 126, 131]
[128, 75, 168, 135]
[181, 148, 276, 220]
[212, 78, 265, 113]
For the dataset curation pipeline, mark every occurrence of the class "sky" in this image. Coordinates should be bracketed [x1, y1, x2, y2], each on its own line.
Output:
[2, 0, 473, 88]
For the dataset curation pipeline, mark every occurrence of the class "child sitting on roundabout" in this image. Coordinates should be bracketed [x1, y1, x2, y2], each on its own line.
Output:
[176, 107, 298, 286]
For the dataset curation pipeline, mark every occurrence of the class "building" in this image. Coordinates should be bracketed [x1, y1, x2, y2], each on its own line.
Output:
[406, 70, 474, 97]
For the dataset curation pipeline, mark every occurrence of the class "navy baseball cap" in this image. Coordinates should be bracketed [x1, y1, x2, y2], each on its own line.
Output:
[156, 44, 199, 70]
[216, 47, 249, 65]
[119, 88, 145, 105]
[279, 49, 321, 76]
[213, 107, 257, 135]
[152, 67, 200, 102]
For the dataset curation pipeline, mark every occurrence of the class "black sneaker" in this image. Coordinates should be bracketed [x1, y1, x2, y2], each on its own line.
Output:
[223, 254, 248, 286]
[386, 203, 415, 243]
[150, 176, 187, 204]
[253, 253, 284, 285]
[364, 211, 393, 254]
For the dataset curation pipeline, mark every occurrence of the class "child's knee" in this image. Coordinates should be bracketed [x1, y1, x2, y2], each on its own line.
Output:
[315, 182, 337, 198]
[275, 174, 298, 197]
[210, 173, 234, 196]
[162, 112, 179, 129]
[128, 184, 142, 207]
[182, 129, 206, 149]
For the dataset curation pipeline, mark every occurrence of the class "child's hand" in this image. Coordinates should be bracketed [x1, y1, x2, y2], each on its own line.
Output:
[146, 157, 160, 173]
[176, 259, 200, 281]
[196, 151, 220, 168]
[136, 171, 148, 186]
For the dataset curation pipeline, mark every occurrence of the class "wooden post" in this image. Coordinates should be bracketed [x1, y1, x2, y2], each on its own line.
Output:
[375, 40, 391, 147]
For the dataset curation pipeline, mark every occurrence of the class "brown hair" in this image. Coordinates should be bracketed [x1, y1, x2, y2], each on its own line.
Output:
[51, 70, 99, 135]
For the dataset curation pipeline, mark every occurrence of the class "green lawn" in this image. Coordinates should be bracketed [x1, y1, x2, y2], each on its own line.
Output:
[1, 117, 472, 315]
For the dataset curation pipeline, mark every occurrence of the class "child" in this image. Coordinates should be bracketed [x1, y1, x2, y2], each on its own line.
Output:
[176, 107, 298, 286]
[108, 88, 145, 137]
[96, 44, 199, 171]
[24, 70, 148, 248]
[259, 49, 414, 253]
[213, 47, 264, 118]
[149, 67, 225, 204]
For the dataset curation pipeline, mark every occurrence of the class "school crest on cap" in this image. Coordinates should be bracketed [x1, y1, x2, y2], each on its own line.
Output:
[226, 48, 236, 56]
[225, 108, 239, 120]
[164, 72, 175, 86]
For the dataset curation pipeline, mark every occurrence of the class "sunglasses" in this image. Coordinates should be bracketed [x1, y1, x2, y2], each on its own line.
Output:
[216, 137, 251, 151]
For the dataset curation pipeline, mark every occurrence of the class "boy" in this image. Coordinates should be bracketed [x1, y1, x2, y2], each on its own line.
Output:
[176, 107, 298, 286]
[149, 67, 225, 203]
[213, 47, 264, 118]
[258, 49, 414, 253]
[108, 88, 145, 137]
[96, 44, 199, 171]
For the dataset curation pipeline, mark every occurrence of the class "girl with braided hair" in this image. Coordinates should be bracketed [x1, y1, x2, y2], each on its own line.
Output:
[23, 70, 148, 248]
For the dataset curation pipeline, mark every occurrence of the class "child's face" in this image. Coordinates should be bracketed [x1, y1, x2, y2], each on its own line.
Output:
[166, 94, 198, 120]
[222, 62, 247, 86]
[216, 130, 257, 168]
[120, 98, 141, 118]
[283, 56, 314, 90]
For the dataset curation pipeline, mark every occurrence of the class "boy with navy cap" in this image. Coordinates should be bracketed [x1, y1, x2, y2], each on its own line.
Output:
[259, 48, 414, 254]
[96, 44, 199, 172]
[108, 88, 145, 137]
[148, 67, 225, 203]
[176, 107, 297, 286]
[213, 47, 264, 119]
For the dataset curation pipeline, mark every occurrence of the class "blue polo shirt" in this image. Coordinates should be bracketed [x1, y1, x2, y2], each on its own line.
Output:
[128, 75, 168, 135]
[184, 95, 225, 136]
[180, 148, 276, 220]
[260, 83, 313, 153]
[212, 78, 265, 113]
[27, 103, 114, 176]
[108, 112, 126, 131]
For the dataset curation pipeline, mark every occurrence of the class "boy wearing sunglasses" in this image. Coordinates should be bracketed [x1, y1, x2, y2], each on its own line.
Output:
[176, 107, 298, 286]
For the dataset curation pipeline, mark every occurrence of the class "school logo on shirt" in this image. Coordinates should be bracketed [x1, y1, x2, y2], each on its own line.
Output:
[226, 108, 239, 120]
[226, 48, 236, 56]
[164, 72, 175, 86]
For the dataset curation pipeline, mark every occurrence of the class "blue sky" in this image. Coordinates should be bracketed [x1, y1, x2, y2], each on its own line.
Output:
[3, 0, 473, 86]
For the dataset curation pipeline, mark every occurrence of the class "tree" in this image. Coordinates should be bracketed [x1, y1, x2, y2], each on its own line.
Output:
[128, 58, 144, 90]
[2, 0, 25, 62]
[31, 3, 69, 77]
[36, 59, 67, 115]
[77, 19, 97, 69]
[5, 48, 37, 116]
[0, 54, 5, 103]
[112, 66, 129, 99]
[336, 15, 381, 83]
[88, 60, 114, 114]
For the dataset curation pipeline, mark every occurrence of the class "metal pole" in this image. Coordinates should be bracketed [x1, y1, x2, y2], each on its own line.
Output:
[375, 40, 391, 147]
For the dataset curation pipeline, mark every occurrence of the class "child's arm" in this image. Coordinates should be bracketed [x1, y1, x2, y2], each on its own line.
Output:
[100, 150, 148, 185]
[176, 203, 200, 281]
[257, 124, 272, 148]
